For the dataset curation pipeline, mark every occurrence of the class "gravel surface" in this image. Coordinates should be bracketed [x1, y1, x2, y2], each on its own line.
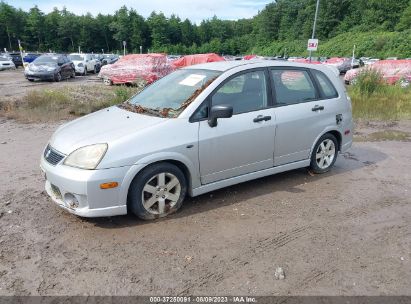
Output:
[0, 117, 410, 296]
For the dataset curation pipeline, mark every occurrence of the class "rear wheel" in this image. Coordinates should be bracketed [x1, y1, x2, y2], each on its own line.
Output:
[93, 65, 97, 74]
[310, 133, 338, 174]
[128, 163, 187, 220]
[83, 67, 87, 76]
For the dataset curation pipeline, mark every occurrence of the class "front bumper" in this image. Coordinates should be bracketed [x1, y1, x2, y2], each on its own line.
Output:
[40, 156, 130, 217]
[25, 71, 55, 80]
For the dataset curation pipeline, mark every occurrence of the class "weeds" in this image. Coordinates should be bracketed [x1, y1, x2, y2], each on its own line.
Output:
[0, 85, 140, 122]
[349, 70, 411, 121]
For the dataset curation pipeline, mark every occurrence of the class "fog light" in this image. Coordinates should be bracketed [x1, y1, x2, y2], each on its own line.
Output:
[64, 193, 79, 209]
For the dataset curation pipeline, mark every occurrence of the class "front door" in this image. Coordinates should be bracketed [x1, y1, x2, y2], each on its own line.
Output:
[198, 69, 276, 184]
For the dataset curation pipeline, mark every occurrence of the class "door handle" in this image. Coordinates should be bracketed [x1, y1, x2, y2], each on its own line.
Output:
[253, 115, 271, 123]
[312, 105, 324, 112]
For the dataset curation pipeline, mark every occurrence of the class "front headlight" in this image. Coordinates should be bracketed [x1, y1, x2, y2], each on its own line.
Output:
[64, 144, 108, 170]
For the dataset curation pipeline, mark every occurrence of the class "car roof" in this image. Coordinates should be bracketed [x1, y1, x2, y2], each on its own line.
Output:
[184, 60, 331, 72]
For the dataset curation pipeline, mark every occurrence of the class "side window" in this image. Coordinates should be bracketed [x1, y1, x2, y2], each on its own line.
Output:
[57, 57, 64, 65]
[212, 70, 268, 115]
[271, 69, 317, 105]
[313, 70, 338, 98]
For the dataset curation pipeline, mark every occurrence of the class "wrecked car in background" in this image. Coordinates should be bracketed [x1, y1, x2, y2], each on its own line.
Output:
[98, 54, 174, 87]
[324, 57, 361, 74]
[345, 59, 411, 86]
[172, 53, 225, 68]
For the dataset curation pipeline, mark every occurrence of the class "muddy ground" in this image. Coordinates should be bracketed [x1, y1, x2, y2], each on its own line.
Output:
[0, 69, 410, 296]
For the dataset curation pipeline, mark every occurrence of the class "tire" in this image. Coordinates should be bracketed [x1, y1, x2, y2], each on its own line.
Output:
[70, 70, 75, 79]
[310, 133, 338, 174]
[128, 163, 187, 220]
[54, 72, 62, 82]
[27, 79, 34, 82]
[83, 67, 87, 76]
[103, 77, 112, 86]
[93, 65, 97, 74]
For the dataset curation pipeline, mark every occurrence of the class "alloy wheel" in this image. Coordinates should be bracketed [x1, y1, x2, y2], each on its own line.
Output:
[315, 139, 336, 169]
[141, 172, 181, 215]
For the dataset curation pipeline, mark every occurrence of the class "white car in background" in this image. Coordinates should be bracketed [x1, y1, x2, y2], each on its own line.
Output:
[68, 53, 98, 75]
[0, 56, 16, 71]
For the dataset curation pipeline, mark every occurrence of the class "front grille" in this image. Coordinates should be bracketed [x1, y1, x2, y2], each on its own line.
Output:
[44, 145, 65, 166]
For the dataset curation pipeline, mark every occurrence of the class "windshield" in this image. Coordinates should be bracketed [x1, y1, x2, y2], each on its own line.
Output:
[69, 55, 84, 61]
[34, 55, 59, 64]
[123, 69, 221, 118]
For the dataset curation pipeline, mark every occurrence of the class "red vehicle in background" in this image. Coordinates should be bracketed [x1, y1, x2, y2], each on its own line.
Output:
[98, 54, 174, 86]
[345, 59, 411, 86]
[172, 53, 224, 68]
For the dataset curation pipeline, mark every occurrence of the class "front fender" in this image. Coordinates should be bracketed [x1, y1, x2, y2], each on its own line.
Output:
[118, 152, 200, 205]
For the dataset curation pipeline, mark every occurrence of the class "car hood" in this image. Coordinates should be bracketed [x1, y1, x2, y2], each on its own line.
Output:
[49, 106, 166, 154]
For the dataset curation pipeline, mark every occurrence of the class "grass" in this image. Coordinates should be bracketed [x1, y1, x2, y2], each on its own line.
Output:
[0, 85, 140, 123]
[348, 70, 411, 121]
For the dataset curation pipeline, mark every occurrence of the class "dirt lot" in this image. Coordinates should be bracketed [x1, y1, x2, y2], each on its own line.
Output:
[0, 68, 100, 102]
[0, 69, 410, 296]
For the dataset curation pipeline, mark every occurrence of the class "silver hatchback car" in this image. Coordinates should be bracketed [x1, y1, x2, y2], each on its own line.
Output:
[41, 61, 353, 220]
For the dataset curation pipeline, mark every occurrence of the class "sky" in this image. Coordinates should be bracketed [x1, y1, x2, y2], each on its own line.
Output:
[10, 0, 272, 23]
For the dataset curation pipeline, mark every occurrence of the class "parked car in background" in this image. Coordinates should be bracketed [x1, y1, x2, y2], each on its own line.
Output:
[23, 53, 42, 64]
[25, 54, 75, 82]
[98, 54, 174, 86]
[41, 60, 353, 219]
[0, 55, 16, 70]
[101, 54, 119, 65]
[8, 52, 23, 68]
[364, 58, 380, 65]
[91, 54, 102, 73]
[68, 53, 98, 75]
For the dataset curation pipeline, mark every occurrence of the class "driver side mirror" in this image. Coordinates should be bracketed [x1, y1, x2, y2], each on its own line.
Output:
[208, 105, 233, 128]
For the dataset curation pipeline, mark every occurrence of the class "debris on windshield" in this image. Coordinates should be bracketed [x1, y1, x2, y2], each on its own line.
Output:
[118, 103, 161, 117]
[119, 76, 218, 118]
[161, 77, 218, 118]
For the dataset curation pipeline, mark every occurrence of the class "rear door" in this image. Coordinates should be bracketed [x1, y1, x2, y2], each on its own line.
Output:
[270, 68, 341, 166]
[197, 69, 276, 184]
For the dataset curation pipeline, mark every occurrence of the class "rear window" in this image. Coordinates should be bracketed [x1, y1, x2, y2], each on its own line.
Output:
[313, 70, 338, 98]
[271, 69, 317, 105]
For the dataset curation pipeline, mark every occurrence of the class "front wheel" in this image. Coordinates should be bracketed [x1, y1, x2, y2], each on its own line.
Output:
[128, 163, 187, 220]
[54, 72, 62, 82]
[103, 77, 112, 86]
[310, 133, 338, 174]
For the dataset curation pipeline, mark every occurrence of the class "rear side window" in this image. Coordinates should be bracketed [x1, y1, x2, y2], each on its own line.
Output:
[313, 70, 338, 98]
[271, 69, 316, 106]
